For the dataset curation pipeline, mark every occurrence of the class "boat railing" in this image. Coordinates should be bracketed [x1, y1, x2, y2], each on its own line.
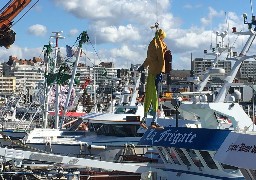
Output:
[1, 121, 31, 130]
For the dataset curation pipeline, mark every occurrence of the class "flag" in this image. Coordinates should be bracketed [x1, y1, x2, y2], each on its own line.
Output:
[66, 45, 73, 57]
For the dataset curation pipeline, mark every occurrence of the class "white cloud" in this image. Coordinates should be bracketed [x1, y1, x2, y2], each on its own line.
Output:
[53, 0, 170, 27]
[0, 45, 43, 62]
[108, 45, 144, 68]
[53, 0, 112, 19]
[57, 1, 247, 69]
[68, 28, 79, 37]
[28, 24, 47, 36]
[111, 45, 140, 59]
[8, 0, 252, 70]
[175, 30, 211, 49]
[200, 7, 225, 26]
[184, 4, 202, 9]
[96, 24, 140, 43]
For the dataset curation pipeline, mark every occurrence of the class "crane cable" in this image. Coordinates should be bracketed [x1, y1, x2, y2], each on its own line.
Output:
[10, 0, 40, 28]
[155, 0, 159, 23]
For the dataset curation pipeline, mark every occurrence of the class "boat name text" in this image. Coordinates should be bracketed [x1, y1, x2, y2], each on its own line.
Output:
[226, 143, 256, 153]
[145, 129, 197, 145]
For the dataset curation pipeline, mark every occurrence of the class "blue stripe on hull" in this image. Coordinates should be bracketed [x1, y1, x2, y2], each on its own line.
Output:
[139, 127, 231, 151]
[160, 168, 243, 180]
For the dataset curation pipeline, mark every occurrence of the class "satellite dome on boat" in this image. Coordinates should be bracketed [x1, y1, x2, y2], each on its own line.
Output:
[232, 90, 242, 100]
[209, 68, 225, 75]
[187, 76, 200, 83]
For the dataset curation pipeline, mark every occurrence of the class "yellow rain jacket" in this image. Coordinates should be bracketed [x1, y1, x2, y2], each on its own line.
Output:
[142, 35, 167, 75]
[141, 29, 168, 116]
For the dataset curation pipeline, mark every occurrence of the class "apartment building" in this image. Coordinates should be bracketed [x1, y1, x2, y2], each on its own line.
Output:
[0, 63, 3, 76]
[76, 62, 117, 87]
[76, 63, 92, 86]
[0, 76, 16, 95]
[3, 56, 44, 94]
[240, 60, 256, 81]
[192, 58, 232, 78]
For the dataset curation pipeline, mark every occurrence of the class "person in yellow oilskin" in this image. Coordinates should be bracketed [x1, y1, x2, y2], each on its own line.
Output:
[138, 29, 168, 129]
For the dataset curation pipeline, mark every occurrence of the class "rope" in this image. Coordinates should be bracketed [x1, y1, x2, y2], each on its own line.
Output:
[10, 0, 40, 28]
[155, 0, 159, 23]
[88, 39, 102, 63]
[82, 51, 94, 66]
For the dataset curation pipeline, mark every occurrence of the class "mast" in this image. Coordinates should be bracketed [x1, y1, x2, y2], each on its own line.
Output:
[59, 31, 89, 129]
[43, 43, 51, 128]
[215, 14, 256, 102]
[59, 47, 82, 126]
[51, 31, 64, 129]
[93, 36, 97, 113]
[197, 31, 229, 92]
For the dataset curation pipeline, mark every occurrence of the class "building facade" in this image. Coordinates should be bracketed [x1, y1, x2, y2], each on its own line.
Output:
[240, 60, 256, 81]
[192, 58, 232, 78]
[0, 76, 16, 96]
[2, 56, 44, 95]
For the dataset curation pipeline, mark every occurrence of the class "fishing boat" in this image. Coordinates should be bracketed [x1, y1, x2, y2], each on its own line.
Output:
[137, 12, 256, 179]
[22, 69, 198, 161]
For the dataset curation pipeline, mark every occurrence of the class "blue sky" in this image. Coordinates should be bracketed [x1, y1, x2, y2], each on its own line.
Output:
[1, 0, 256, 69]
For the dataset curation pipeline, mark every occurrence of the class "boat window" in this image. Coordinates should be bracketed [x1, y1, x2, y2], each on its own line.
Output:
[174, 148, 191, 166]
[221, 163, 238, 170]
[114, 107, 137, 114]
[156, 147, 171, 163]
[186, 149, 203, 167]
[199, 151, 218, 169]
[115, 107, 126, 114]
[90, 123, 142, 137]
[166, 148, 181, 165]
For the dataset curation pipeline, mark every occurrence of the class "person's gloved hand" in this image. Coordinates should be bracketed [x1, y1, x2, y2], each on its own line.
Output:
[137, 65, 144, 72]
[155, 73, 163, 87]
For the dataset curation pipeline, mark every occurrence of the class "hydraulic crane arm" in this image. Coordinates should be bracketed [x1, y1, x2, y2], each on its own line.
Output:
[0, 0, 32, 48]
[0, 0, 31, 29]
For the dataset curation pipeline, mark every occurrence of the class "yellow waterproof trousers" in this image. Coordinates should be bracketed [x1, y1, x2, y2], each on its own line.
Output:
[144, 73, 158, 114]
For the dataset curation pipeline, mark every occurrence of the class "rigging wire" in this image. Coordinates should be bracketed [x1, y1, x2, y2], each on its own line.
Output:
[66, 33, 102, 66]
[231, 30, 242, 48]
[88, 39, 102, 63]
[10, 0, 40, 28]
[155, 0, 159, 23]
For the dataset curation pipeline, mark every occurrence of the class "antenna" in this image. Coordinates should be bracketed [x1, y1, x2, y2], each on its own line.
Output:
[210, 14, 213, 50]
[225, 12, 230, 47]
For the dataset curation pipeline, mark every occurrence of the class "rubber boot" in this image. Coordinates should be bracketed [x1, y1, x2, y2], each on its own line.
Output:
[151, 111, 164, 129]
[140, 115, 148, 129]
